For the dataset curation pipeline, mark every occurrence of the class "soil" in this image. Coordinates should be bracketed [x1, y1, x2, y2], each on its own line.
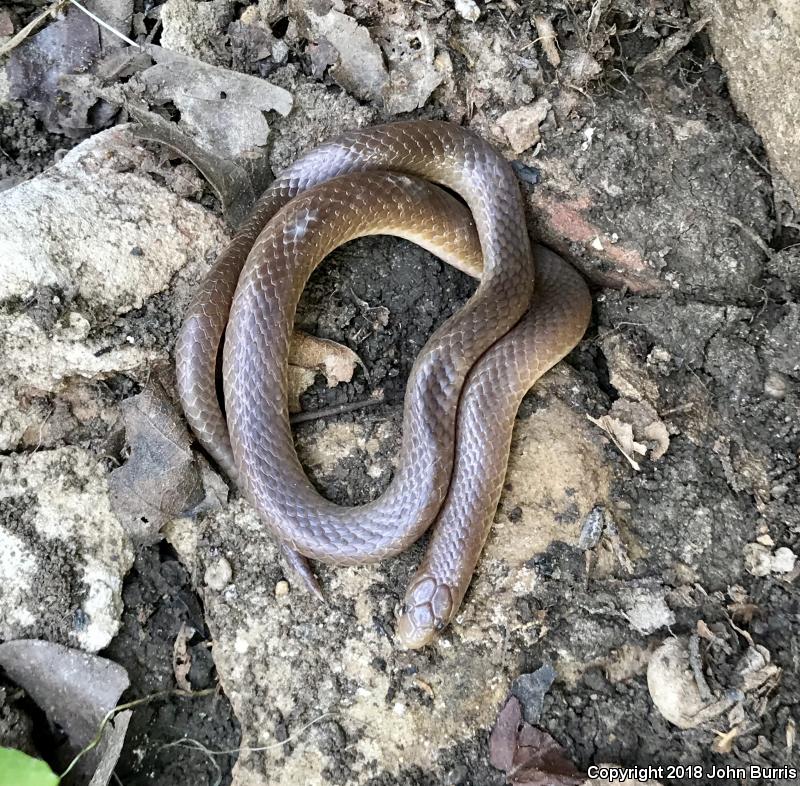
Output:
[1, 0, 798, 785]
[102, 544, 241, 786]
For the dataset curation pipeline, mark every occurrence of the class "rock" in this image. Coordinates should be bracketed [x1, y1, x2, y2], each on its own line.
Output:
[695, 0, 800, 201]
[743, 542, 797, 576]
[454, 0, 481, 23]
[763, 371, 788, 400]
[510, 665, 556, 724]
[189, 383, 609, 785]
[160, 0, 236, 66]
[0, 125, 227, 312]
[204, 557, 233, 592]
[496, 99, 551, 154]
[771, 547, 797, 574]
[0, 447, 134, 652]
[379, 25, 446, 114]
[621, 583, 675, 635]
[743, 543, 774, 577]
[0, 125, 227, 452]
[647, 638, 708, 729]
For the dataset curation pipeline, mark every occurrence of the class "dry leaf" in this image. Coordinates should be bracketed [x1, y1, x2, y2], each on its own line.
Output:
[490, 696, 522, 773]
[286, 330, 363, 412]
[109, 375, 204, 542]
[172, 622, 194, 692]
[532, 15, 560, 67]
[634, 17, 711, 73]
[587, 414, 645, 471]
[139, 45, 292, 158]
[290, 331, 362, 387]
[129, 103, 268, 227]
[588, 397, 671, 470]
[7, 5, 101, 135]
[712, 725, 740, 754]
[490, 696, 584, 785]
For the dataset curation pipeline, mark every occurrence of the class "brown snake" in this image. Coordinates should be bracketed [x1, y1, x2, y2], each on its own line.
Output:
[176, 121, 591, 648]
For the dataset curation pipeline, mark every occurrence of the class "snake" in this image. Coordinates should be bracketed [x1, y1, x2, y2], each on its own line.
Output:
[175, 121, 591, 648]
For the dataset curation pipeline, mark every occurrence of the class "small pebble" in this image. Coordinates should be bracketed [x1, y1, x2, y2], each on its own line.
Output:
[204, 557, 233, 591]
[772, 547, 797, 574]
[756, 533, 775, 547]
[454, 0, 480, 22]
[275, 579, 290, 597]
[272, 40, 289, 63]
[764, 370, 788, 400]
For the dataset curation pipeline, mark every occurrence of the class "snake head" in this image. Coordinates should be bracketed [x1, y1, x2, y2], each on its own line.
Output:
[395, 576, 454, 649]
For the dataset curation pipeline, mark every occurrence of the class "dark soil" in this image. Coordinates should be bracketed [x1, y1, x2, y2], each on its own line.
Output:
[102, 544, 241, 786]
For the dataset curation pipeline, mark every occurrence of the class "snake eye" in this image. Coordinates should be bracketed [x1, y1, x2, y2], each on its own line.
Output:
[434, 620, 445, 631]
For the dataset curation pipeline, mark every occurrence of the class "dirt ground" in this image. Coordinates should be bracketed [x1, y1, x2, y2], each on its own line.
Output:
[0, 0, 798, 785]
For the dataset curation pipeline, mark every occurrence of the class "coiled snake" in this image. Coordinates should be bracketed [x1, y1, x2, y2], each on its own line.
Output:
[176, 121, 591, 648]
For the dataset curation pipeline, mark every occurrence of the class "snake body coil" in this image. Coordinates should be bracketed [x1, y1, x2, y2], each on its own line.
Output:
[176, 121, 591, 648]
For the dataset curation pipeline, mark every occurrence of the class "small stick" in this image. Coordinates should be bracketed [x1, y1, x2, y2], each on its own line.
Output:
[60, 688, 215, 779]
[689, 633, 714, 702]
[290, 394, 385, 424]
[68, 0, 140, 47]
[0, 0, 68, 56]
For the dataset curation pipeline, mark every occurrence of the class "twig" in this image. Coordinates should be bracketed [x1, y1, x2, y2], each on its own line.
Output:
[602, 510, 634, 575]
[0, 0, 68, 56]
[532, 15, 561, 66]
[160, 739, 222, 786]
[67, 0, 139, 47]
[290, 394, 385, 424]
[689, 633, 714, 702]
[159, 711, 334, 757]
[725, 215, 774, 259]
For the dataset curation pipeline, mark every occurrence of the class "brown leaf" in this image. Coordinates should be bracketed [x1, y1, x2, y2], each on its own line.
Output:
[109, 374, 204, 542]
[287, 330, 363, 412]
[490, 696, 584, 785]
[511, 726, 583, 785]
[490, 696, 522, 773]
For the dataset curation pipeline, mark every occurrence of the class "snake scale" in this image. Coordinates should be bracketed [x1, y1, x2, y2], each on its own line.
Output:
[176, 121, 591, 648]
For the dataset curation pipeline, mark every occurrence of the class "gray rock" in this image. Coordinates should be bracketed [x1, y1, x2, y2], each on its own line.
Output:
[0, 447, 134, 652]
[160, 0, 236, 66]
[696, 0, 800, 202]
[510, 665, 557, 724]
